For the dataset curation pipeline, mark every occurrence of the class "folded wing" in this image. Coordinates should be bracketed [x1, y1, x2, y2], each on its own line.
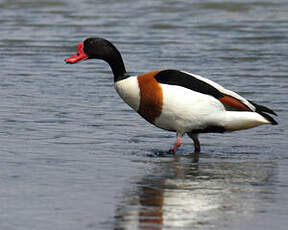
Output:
[154, 69, 277, 125]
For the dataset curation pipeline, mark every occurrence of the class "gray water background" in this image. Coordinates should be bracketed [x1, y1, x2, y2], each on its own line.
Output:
[0, 0, 288, 229]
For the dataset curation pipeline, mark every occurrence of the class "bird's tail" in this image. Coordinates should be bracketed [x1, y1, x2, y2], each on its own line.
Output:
[248, 100, 278, 125]
[208, 111, 273, 132]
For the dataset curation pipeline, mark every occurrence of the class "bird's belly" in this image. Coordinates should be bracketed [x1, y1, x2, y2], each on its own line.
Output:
[154, 85, 225, 133]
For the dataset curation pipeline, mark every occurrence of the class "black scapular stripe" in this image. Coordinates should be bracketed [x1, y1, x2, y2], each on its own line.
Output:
[154, 69, 224, 98]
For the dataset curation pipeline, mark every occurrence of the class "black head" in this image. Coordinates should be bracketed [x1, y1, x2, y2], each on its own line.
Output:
[83, 37, 120, 62]
[65, 37, 127, 81]
[65, 37, 119, 64]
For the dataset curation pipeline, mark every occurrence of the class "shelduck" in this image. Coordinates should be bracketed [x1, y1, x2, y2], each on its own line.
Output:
[65, 37, 277, 154]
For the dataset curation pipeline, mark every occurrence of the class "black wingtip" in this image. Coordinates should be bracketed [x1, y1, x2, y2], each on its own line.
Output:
[259, 111, 278, 125]
[248, 100, 277, 116]
[270, 119, 278, 125]
[248, 101, 278, 125]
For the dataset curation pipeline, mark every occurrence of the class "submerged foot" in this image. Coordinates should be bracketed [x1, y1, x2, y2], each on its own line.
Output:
[192, 151, 200, 163]
[148, 151, 170, 157]
[168, 149, 176, 154]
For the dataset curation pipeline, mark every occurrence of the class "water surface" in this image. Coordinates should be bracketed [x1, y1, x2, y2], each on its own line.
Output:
[0, 0, 287, 229]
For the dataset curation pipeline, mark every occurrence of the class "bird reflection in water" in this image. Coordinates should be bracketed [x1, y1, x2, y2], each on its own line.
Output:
[114, 154, 276, 230]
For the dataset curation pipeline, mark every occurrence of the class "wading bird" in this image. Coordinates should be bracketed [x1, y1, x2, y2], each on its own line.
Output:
[65, 37, 277, 154]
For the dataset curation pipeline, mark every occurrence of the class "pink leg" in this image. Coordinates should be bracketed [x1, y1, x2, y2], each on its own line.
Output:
[168, 136, 183, 154]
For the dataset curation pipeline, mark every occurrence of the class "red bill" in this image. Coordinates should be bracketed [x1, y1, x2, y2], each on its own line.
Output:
[65, 42, 88, 64]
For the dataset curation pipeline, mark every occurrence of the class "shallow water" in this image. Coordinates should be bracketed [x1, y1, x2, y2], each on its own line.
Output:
[0, 0, 287, 229]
